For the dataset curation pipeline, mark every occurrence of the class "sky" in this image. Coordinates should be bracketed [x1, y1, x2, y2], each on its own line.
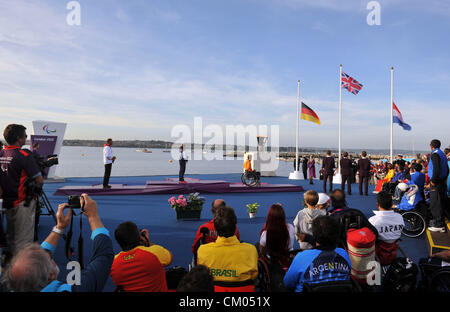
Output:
[0, 0, 449, 151]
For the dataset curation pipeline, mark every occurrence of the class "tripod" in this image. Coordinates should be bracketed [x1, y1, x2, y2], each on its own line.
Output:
[34, 190, 57, 241]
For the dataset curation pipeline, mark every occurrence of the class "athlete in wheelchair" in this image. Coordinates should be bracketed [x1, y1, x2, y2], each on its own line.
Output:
[393, 182, 429, 238]
[241, 154, 261, 187]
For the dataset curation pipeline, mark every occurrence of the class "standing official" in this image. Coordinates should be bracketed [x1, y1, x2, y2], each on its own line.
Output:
[302, 156, 308, 180]
[427, 139, 449, 232]
[358, 151, 371, 196]
[340, 152, 352, 195]
[322, 150, 335, 193]
[179, 144, 188, 183]
[103, 139, 116, 189]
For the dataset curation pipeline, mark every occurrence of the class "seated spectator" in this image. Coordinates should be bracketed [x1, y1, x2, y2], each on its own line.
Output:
[329, 189, 378, 245]
[317, 193, 330, 211]
[111, 221, 173, 292]
[393, 163, 425, 201]
[328, 189, 349, 214]
[393, 183, 423, 211]
[1, 194, 114, 292]
[197, 206, 258, 292]
[293, 190, 326, 250]
[176, 265, 214, 292]
[192, 199, 240, 258]
[283, 216, 352, 292]
[369, 191, 404, 265]
[259, 204, 295, 267]
[374, 163, 395, 193]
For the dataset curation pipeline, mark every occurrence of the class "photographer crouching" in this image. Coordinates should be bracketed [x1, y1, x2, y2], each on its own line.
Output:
[0, 124, 43, 261]
[2, 194, 114, 292]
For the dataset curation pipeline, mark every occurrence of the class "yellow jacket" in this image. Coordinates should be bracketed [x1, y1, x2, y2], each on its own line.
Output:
[197, 236, 258, 283]
[243, 159, 253, 172]
[385, 169, 395, 182]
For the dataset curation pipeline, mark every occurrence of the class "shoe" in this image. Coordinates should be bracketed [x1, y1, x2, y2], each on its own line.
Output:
[103, 185, 112, 189]
[428, 226, 446, 233]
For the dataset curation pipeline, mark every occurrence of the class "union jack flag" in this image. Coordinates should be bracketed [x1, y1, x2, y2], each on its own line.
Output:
[341, 72, 363, 95]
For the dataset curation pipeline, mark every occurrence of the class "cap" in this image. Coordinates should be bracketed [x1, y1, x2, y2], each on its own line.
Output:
[317, 193, 330, 205]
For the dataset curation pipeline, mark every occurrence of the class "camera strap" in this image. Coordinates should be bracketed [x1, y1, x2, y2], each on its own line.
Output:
[64, 206, 85, 269]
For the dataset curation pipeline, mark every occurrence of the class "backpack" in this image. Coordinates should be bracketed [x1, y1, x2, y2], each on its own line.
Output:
[383, 257, 418, 292]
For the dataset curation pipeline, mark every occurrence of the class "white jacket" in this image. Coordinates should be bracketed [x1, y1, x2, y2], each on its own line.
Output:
[369, 210, 404, 243]
[103, 145, 113, 165]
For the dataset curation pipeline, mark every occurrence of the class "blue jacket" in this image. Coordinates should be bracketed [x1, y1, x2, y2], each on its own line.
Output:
[408, 171, 426, 194]
[40, 228, 114, 292]
[283, 246, 352, 292]
[428, 148, 449, 183]
[392, 171, 406, 183]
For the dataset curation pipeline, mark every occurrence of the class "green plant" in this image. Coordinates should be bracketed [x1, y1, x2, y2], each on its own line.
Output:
[246, 202, 260, 214]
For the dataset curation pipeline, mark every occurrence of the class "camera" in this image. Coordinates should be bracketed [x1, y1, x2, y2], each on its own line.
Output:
[35, 154, 59, 173]
[67, 195, 82, 209]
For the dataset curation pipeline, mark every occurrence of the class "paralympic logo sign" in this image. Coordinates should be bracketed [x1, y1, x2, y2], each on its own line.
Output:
[43, 124, 57, 134]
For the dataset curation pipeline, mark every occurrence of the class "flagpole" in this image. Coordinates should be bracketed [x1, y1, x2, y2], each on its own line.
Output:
[390, 66, 394, 163]
[296, 80, 300, 172]
[289, 80, 302, 180]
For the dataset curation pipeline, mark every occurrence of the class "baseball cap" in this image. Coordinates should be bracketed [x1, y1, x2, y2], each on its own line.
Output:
[318, 193, 330, 205]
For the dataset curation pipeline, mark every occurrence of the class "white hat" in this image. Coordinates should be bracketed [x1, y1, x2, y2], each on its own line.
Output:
[397, 183, 409, 192]
[318, 193, 330, 205]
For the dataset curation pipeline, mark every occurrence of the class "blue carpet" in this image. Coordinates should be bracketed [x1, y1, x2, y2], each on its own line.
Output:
[37, 173, 428, 292]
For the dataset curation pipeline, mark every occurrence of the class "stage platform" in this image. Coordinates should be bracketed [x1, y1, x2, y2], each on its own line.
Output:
[54, 177, 304, 196]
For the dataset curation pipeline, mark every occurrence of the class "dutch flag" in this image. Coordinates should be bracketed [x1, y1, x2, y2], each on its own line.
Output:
[393, 102, 412, 131]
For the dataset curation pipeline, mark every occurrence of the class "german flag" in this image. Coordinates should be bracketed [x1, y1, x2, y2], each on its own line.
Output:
[301, 102, 320, 125]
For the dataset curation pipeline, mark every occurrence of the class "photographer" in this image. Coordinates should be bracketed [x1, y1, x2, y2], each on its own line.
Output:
[0, 124, 43, 258]
[1, 194, 114, 292]
[110, 221, 173, 292]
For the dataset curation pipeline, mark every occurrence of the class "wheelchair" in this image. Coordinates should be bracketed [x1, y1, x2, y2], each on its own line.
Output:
[241, 170, 261, 187]
[394, 200, 429, 238]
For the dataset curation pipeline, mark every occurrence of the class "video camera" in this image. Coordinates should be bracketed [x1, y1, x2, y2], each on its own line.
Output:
[34, 153, 59, 175]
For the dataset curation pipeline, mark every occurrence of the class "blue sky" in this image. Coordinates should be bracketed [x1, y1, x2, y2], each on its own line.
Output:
[0, 0, 448, 151]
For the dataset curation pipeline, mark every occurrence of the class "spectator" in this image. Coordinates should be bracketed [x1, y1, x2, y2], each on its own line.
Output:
[369, 191, 404, 243]
[374, 163, 395, 193]
[176, 265, 214, 292]
[393, 163, 425, 201]
[110, 221, 173, 292]
[259, 204, 295, 266]
[427, 139, 449, 232]
[317, 193, 330, 211]
[328, 189, 349, 214]
[293, 190, 326, 250]
[0, 124, 44, 260]
[192, 199, 240, 257]
[283, 216, 352, 292]
[1, 194, 114, 292]
[197, 206, 258, 292]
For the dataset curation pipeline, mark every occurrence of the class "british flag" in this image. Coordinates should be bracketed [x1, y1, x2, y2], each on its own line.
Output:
[341, 72, 363, 95]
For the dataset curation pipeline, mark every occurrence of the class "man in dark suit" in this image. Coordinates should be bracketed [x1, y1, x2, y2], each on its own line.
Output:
[302, 156, 308, 180]
[340, 152, 352, 195]
[322, 150, 335, 193]
[358, 151, 371, 196]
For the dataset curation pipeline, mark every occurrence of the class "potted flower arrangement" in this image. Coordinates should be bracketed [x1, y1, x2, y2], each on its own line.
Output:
[168, 193, 205, 220]
[246, 202, 260, 218]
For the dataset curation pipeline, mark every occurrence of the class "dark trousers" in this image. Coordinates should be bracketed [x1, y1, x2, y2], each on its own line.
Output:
[103, 164, 112, 187]
[179, 160, 187, 181]
[429, 183, 447, 225]
[323, 173, 333, 193]
[341, 175, 351, 195]
[302, 167, 307, 180]
[359, 175, 369, 195]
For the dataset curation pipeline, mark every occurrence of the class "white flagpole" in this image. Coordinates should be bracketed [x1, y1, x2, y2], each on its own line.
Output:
[338, 64, 343, 174]
[296, 80, 300, 171]
[390, 67, 394, 163]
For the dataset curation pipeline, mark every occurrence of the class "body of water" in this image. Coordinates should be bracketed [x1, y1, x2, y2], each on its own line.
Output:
[53, 146, 306, 178]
